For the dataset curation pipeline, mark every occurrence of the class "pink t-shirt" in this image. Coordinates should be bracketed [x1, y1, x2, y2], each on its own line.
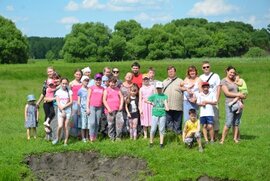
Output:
[89, 85, 104, 107]
[45, 87, 55, 99]
[71, 84, 81, 101]
[105, 87, 121, 113]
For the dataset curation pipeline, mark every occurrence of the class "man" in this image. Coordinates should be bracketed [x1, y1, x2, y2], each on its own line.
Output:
[163, 65, 184, 138]
[131, 62, 143, 88]
[112, 67, 122, 88]
[199, 61, 221, 140]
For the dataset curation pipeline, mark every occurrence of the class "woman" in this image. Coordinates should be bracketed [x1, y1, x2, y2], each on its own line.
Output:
[220, 66, 245, 144]
[180, 65, 202, 122]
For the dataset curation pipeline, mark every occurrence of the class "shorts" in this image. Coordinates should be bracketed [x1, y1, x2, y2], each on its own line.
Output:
[58, 108, 71, 120]
[184, 132, 201, 145]
[200, 116, 214, 125]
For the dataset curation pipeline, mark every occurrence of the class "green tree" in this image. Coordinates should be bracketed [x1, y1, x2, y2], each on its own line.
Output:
[62, 22, 111, 62]
[114, 20, 142, 41]
[45, 50, 55, 63]
[251, 29, 270, 51]
[0, 16, 28, 64]
[105, 35, 127, 61]
[244, 47, 267, 57]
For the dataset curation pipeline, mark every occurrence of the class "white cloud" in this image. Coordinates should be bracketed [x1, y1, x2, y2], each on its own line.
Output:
[135, 12, 171, 22]
[12, 16, 28, 23]
[60, 16, 79, 24]
[65, 1, 79, 11]
[188, 0, 238, 16]
[6, 5, 14, 11]
[82, 0, 105, 9]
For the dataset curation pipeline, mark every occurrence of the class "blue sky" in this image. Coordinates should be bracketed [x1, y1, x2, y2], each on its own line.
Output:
[0, 0, 269, 37]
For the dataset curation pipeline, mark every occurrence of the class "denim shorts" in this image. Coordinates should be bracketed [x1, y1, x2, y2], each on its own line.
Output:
[225, 104, 242, 128]
[200, 116, 214, 125]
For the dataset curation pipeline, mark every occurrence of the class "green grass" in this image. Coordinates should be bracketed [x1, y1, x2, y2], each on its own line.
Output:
[0, 57, 270, 181]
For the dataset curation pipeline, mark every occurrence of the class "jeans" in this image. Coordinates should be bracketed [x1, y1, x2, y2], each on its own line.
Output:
[89, 106, 102, 139]
[225, 104, 242, 128]
[106, 111, 124, 140]
[166, 110, 183, 134]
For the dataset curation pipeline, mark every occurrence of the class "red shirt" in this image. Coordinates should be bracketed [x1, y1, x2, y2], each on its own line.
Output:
[132, 73, 143, 88]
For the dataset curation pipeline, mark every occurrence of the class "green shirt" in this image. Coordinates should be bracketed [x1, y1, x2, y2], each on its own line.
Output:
[148, 93, 168, 117]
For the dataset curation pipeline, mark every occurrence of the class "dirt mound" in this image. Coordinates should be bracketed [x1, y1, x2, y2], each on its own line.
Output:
[25, 151, 150, 181]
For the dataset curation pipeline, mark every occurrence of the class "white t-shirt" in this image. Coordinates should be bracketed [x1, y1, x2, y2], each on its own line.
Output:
[196, 91, 216, 117]
[55, 88, 73, 107]
[199, 73, 220, 97]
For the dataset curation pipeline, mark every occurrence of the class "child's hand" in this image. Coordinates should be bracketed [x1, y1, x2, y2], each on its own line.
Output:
[127, 113, 131, 118]
[86, 109, 90, 115]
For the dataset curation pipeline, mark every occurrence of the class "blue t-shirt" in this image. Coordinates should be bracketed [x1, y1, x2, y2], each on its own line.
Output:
[78, 87, 88, 110]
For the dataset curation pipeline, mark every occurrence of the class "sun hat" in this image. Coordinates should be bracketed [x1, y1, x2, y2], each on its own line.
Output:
[47, 79, 54, 85]
[27, 94, 36, 102]
[142, 73, 149, 80]
[155, 81, 164, 89]
[82, 67, 91, 74]
[81, 75, 90, 82]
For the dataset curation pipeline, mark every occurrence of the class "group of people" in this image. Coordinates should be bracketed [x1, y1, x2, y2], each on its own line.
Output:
[24, 61, 248, 152]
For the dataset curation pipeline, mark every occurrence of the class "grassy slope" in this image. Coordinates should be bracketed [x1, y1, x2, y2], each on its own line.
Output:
[0, 58, 269, 181]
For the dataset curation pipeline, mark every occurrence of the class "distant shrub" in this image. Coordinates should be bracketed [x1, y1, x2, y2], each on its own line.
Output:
[244, 47, 267, 57]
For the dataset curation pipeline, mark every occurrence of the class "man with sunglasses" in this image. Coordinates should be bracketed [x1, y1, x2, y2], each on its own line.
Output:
[199, 61, 221, 140]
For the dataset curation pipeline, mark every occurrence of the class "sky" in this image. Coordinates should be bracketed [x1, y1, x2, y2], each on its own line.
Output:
[0, 0, 269, 37]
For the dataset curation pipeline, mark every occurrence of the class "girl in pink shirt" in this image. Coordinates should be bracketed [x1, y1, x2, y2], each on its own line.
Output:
[69, 69, 82, 138]
[103, 77, 124, 141]
[86, 73, 104, 142]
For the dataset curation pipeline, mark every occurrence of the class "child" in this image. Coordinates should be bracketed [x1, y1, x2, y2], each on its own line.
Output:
[43, 79, 56, 127]
[182, 109, 203, 152]
[52, 78, 73, 146]
[148, 67, 158, 86]
[25, 94, 39, 140]
[147, 81, 169, 148]
[69, 69, 82, 138]
[228, 73, 248, 114]
[86, 73, 104, 142]
[125, 85, 140, 140]
[139, 74, 155, 139]
[196, 82, 217, 144]
[103, 77, 124, 141]
[78, 75, 90, 142]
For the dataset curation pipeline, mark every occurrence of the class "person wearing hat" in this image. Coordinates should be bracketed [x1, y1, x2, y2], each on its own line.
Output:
[87, 73, 105, 141]
[25, 94, 39, 140]
[196, 81, 217, 144]
[139, 73, 155, 139]
[147, 81, 169, 148]
[78, 75, 90, 142]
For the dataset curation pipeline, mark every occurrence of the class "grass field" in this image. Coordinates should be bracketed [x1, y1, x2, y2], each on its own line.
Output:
[0, 58, 269, 180]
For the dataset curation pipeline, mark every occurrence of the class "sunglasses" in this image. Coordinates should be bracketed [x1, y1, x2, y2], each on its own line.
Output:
[113, 71, 119, 73]
[203, 66, 210, 69]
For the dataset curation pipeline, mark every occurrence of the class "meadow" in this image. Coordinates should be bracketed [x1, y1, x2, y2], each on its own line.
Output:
[0, 58, 269, 181]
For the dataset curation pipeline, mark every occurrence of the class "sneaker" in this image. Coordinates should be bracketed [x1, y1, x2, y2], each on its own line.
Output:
[43, 122, 50, 127]
[116, 138, 121, 141]
[160, 144, 164, 149]
[210, 140, 215, 145]
[82, 138, 87, 143]
[205, 141, 209, 145]
[52, 139, 58, 145]
[199, 147, 204, 152]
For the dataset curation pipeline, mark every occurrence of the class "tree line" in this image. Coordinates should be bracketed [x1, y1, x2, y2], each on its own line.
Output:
[1, 15, 270, 64]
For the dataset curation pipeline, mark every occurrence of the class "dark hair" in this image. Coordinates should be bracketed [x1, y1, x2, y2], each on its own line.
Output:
[189, 109, 197, 115]
[74, 68, 82, 75]
[202, 60, 210, 65]
[186, 65, 198, 78]
[167, 65, 176, 71]
[226, 65, 236, 72]
[52, 72, 61, 79]
[108, 76, 117, 83]
[131, 62, 140, 68]
[148, 67, 155, 72]
[60, 77, 69, 83]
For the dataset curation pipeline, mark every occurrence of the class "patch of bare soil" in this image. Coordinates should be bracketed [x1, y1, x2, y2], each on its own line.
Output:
[25, 151, 150, 181]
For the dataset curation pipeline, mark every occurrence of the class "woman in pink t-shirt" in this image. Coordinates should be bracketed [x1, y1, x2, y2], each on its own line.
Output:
[86, 73, 104, 142]
[103, 77, 124, 141]
[69, 69, 82, 138]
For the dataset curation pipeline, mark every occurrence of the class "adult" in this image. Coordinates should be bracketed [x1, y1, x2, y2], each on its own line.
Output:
[112, 67, 122, 88]
[163, 65, 184, 137]
[199, 61, 221, 139]
[131, 62, 143, 88]
[69, 69, 82, 138]
[180, 65, 201, 122]
[220, 66, 245, 144]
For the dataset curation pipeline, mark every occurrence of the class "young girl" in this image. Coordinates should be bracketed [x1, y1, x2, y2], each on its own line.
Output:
[103, 77, 124, 141]
[125, 85, 140, 140]
[78, 75, 90, 142]
[43, 79, 56, 127]
[86, 73, 104, 142]
[52, 78, 73, 146]
[147, 82, 169, 148]
[69, 69, 82, 138]
[139, 74, 155, 139]
[25, 94, 39, 140]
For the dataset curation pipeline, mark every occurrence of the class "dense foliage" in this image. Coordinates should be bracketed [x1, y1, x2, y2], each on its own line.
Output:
[0, 16, 28, 64]
[62, 18, 270, 62]
[28, 37, 64, 59]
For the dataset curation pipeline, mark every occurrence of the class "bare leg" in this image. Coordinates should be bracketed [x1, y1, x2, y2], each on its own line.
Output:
[220, 125, 229, 144]
[160, 134, 164, 145]
[202, 125, 209, 142]
[33, 128, 37, 139]
[143, 126, 147, 139]
[233, 126, 239, 143]
[208, 125, 214, 141]
[27, 129, 30, 140]
[64, 119, 70, 144]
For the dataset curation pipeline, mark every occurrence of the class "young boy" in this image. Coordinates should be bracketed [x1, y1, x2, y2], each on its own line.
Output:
[147, 81, 169, 148]
[182, 109, 203, 152]
[196, 82, 217, 144]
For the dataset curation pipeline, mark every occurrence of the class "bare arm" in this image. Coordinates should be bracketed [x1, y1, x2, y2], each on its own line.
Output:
[36, 108, 39, 122]
[103, 90, 112, 113]
[125, 101, 131, 118]
[221, 85, 245, 99]
[119, 91, 124, 111]
[24, 104, 28, 121]
[86, 88, 92, 114]
[139, 89, 143, 114]
[64, 92, 73, 108]
[36, 94, 44, 108]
